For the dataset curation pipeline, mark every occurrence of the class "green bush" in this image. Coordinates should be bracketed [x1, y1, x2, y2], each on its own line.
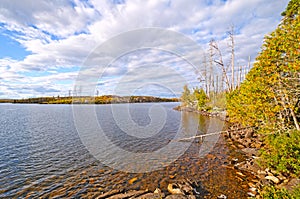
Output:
[260, 129, 300, 176]
[262, 185, 300, 199]
[193, 88, 209, 110]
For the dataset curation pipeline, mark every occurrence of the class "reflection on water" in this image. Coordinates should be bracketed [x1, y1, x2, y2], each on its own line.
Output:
[0, 103, 251, 198]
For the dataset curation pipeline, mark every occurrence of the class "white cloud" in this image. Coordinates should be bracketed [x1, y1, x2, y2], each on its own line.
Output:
[0, 0, 290, 98]
[0, 0, 98, 38]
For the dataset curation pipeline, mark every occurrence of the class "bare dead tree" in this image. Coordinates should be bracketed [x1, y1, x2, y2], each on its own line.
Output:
[216, 75, 219, 94]
[237, 64, 242, 87]
[202, 54, 209, 96]
[280, 77, 300, 131]
[240, 65, 243, 83]
[209, 41, 214, 96]
[273, 71, 300, 131]
[228, 26, 235, 90]
[209, 40, 231, 91]
[248, 56, 251, 71]
[74, 86, 77, 97]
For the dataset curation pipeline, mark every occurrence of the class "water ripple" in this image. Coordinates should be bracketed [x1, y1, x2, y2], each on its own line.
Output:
[0, 103, 250, 198]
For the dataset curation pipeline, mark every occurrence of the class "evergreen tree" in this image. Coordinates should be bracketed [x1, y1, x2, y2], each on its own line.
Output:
[227, 0, 300, 179]
[227, 0, 300, 131]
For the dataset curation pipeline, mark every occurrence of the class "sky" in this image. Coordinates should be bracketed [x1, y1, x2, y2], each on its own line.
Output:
[0, 0, 290, 99]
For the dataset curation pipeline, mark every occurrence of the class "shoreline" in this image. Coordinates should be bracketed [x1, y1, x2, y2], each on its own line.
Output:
[173, 105, 227, 121]
[0, 101, 179, 105]
[0, 95, 178, 104]
[80, 130, 257, 199]
[176, 105, 299, 198]
[90, 106, 261, 199]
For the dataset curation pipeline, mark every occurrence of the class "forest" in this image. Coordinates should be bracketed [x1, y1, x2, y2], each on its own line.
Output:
[180, 0, 299, 197]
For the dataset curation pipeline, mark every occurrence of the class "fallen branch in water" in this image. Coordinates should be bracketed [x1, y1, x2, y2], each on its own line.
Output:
[176, 126, 253, 142]
[176, 131, 227, 142]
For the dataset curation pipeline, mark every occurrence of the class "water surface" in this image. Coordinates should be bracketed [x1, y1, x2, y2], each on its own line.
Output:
[0, 103, 252, 198]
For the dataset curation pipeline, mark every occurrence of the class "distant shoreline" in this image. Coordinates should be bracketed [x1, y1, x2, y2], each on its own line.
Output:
[0, 95, 178, 104]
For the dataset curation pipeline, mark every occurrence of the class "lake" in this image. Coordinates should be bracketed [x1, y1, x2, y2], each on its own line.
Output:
[0, 103, 251, 198]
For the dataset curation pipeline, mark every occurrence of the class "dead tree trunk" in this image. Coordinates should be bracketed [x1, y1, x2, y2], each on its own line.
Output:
[203, 54, 209, 96]
[210, 40, 231, 92]
[209, 41, 214, 97]
[228, 26, 235, 90]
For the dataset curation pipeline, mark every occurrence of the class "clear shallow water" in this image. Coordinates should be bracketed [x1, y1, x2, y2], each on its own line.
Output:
[0, 103, 252, 198]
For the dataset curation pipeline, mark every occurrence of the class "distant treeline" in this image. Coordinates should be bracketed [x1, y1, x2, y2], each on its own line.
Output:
[0, 95, 178, 104]
[0, 99, 15, 103]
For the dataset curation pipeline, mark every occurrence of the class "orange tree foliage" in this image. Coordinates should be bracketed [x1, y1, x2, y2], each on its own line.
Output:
[227, 0, 300, 180]
[227, 0, 300, 132]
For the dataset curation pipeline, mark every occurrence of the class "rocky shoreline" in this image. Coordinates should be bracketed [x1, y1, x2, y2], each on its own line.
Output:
[224, 124, 300, 198]
[95, 176, 240, 199]
[174, 105, 299, 198]
[173, 106, 227, 119]
[93, 106, 298, 199]
[96, 179, 202, 199]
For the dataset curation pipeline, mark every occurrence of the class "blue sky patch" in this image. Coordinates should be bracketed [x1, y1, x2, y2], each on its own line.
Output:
[0, 34, 29, 60]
